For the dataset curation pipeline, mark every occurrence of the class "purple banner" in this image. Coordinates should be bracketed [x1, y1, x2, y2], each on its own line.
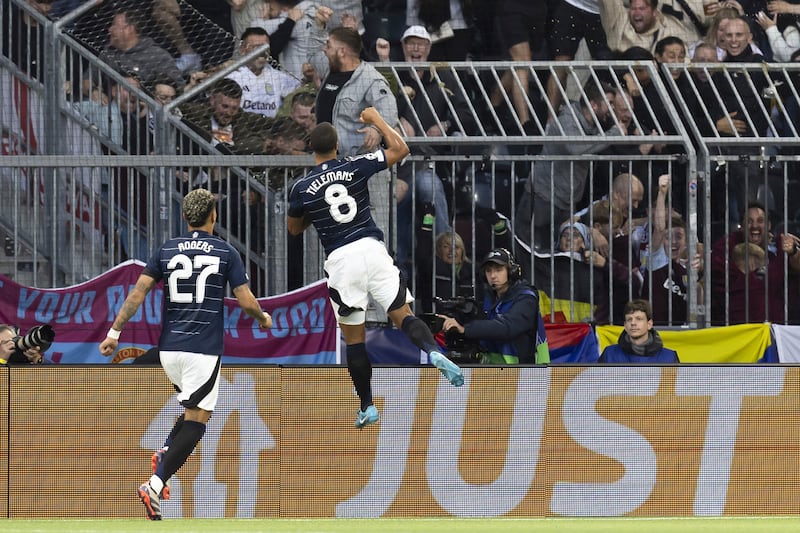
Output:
[0, 260, 339, 364]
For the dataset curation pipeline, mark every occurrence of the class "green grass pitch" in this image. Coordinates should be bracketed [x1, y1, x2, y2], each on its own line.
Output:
[3, 517, 800, 533]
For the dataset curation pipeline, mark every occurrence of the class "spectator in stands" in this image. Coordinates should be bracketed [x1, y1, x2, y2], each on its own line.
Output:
[697, 5, 744, 59]
[251, 0, 332, 80]
[111, 75, 151, 155]
[534, 220, 608, 323]
[316, 27, 398, 157]
[598, 299, 680, 363]
[99, 8, 184, 90]
[711, 16, 775, 220]
[586, 198, 643, 324]
[407, 0, 475, 61]
[226, 27, 300, 118]
[514, 79, 619, 262]
[415, 222, 476, 314]
[379, 25, 479, 271]
[686, 43, 721, 137]
[231, 0, 269, 38]
[732, 241, 766, 273]
[490, 0, 548, 132]
[710, 202, 800, 324]
[265, 117, 310, 188]
[547, 0, 612, 117]
[287, 91, 316, 135]
[580, 172, 646, 257]
[598, 0, 701, 54]
[178, 78, 272, 245]
[152, 0, 203, 74]
[595, 86, 660, 200]
[179, 77, 272, 156]
[71, 72, 123, 147]
[639, 174, 704, 325]
[144, 78, 181, 151]
[756, 6, 800, 61]
[440, 248, 550, 364]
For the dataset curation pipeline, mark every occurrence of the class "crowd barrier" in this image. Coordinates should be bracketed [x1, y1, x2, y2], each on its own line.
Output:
[2, 365, 800, 518]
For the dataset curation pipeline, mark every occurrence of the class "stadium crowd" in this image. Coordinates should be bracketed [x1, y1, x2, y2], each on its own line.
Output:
[5, 0, 800, 328]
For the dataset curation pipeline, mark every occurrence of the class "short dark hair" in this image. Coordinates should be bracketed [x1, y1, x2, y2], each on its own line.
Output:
[329, 27, 363, 56]
[624, 299, 653, 321]
[211, 78, 242, 100]
[241, 26, 269, 41]
[115, 9, 145, 35]
[310, 122, 337, 154]
[582, 78, 614, 110]
[620, 46, 654, 62]
[654, 36, 685, 57]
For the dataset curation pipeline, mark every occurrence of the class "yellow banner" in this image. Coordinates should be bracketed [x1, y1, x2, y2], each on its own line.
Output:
[596, 323, 772, 363]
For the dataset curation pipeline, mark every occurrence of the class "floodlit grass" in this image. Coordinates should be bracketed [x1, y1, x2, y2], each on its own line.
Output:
[3, 517, 800, 533]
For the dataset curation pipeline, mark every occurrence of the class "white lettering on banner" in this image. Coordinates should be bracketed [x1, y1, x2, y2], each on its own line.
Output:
[427, 368, 549, 517]
[551, 367, 660, 516]
[336, 368, 420, 517]
[675, 366, 785, 517]
[143, 372, 276, 518]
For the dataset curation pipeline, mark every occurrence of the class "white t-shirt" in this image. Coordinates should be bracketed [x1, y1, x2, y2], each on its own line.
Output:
[226, 66, 300, 118]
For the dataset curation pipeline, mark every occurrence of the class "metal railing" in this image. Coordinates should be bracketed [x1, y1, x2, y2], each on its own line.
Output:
[5, 0, 800, 327]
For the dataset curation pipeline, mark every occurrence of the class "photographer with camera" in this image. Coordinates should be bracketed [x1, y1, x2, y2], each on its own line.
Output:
[0, 323, 54, 365]
[439, 248, 550, 365]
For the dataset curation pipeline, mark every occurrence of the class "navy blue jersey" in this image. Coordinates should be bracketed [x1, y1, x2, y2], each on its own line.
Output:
[143, 230, 248, 355]
[287, 150, 388, 256]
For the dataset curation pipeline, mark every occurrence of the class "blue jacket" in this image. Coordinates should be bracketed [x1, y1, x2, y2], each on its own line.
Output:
[599, 330, 679, 364]
[462, 280, 549, 364]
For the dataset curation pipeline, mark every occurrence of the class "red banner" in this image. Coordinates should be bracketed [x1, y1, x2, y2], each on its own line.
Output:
[0, 260, 339, 364]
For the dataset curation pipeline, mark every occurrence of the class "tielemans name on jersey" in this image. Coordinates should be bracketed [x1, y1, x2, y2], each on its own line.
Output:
[178, 240, 215, 253]
[306, 170, 354, 195]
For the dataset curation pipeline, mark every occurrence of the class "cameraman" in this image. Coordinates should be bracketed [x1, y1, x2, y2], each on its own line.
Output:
[440, 248, 550, 365]
[0, 324, 46, 365]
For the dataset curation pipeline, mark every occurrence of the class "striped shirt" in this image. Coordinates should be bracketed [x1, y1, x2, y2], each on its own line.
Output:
[143, 230, 248, 355]
[288, 150, 388, 256]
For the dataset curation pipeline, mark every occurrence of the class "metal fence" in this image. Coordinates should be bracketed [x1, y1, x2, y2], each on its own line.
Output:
[3, 0, 800, 327]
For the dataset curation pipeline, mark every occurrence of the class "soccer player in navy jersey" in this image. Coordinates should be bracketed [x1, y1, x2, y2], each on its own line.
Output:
[99, 188, 272, 520]
[287, 107, 464, 430]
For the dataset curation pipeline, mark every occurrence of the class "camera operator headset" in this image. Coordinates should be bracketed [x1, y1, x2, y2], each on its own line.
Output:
[0, 323, 54, 365]
[439, 248, 550, 364]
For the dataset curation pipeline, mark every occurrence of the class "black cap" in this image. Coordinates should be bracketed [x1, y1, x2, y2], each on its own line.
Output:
[481, 248, 511, 270]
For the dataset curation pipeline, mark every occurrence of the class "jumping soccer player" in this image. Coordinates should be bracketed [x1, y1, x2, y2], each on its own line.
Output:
[287, 107, 464, 429]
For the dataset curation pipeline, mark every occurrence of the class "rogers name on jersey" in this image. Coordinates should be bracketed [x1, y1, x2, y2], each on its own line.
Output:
[178, 240, 214, 253]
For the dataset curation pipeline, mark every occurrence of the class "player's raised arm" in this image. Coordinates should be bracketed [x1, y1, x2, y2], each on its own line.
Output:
[360, 106, 409, 167]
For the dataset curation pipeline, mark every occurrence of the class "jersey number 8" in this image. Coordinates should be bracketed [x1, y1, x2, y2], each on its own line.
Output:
[325, 184, 357, 224]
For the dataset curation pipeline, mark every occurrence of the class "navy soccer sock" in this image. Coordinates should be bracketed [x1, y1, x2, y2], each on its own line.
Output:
[346, 343, 373, 411]
[401, 315, 439, 354]
[160, 420, 206, 483]
[163, 414, 185, 449]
